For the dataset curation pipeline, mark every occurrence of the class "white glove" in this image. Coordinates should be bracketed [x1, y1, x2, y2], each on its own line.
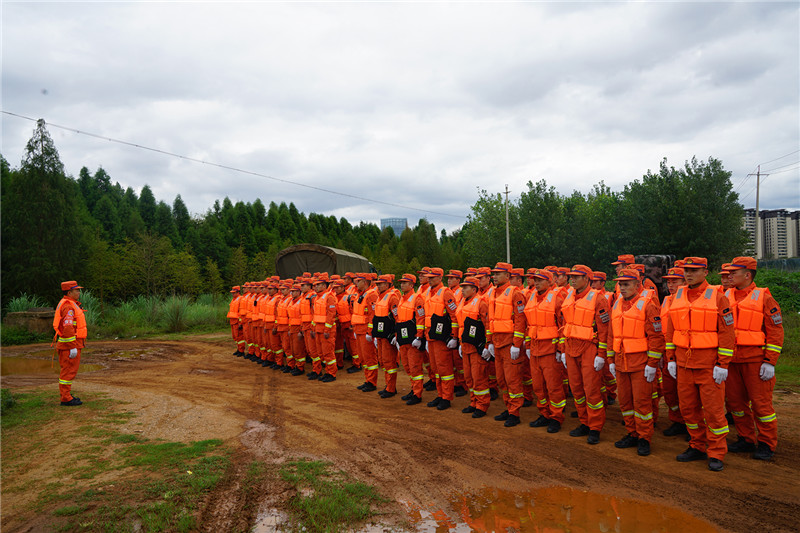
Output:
[510, 346, 520, 360]
[446, 338, 458, 350]
[608, 363, 616, 378]
[526, 348, 531, 358]
[365, 334, 372, 342]
[667, 361, 677, 379]
[411, 338, 422, 349]
[555, 352, 563, 363]
[713, 366, 728, 385]
[69, 348, 78, 359]
[562, 354, 568, 369]
[593, 355, 605, 372]
[481, 348, 491, 361]
[488, 343, 495, 357]
[458, 346, 463, 358]
[373, 338, 378, 348]
[391, 337, 398, 347]
[759, 362, 775, 381]
[298, 331, 303, 339]
[643, 365, 657, 383]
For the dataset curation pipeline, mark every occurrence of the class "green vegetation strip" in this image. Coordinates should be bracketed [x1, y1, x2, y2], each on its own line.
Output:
[279, 458, 387, 533]
[1, 389, 230, 533]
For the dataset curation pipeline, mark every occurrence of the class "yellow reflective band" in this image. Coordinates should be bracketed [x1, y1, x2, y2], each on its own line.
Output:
[296, 358, 306, 363]
[635, 411, 653, 421]
[709, 425, 729, 435]
[575, 396, 586, 405]
[758, 413, 777, 423]
[474, 389, 490, 396]
[562, 379, 569, 384]
[717, 348, 734, 356]
[538, 399, 547, 405]
[600, 386, 607, 393]
[416, 325, 425, 330]
[435, 373, 440, 379]
[622, 410, 635, 417]
[732, 411, 746, 417]
[523, 379, 533, 386]
[669, 404, 680, 412]
[598, 342, 607, 349]
[513, 332, 525, 338]
[441, 374, 455, 381]
[58, 379, 72, 385]
[647, 351, 662, 359]
[607, 350, 616, 357]
[365, 364, 380, 371]
[686, 423, 700, 429]
[58, 336, 77, 343]
[509, 392, 524, 399]
[325, 323, 333, 328]
[550, 399, 566, 408]
[386, 368, 398, 374]
[489, 375, 496, 380]
[486, 329, 493, 335]
[587, 400, 605, 410]
[411, 375, 424, 381]
[275, 349, 284, 354]
[651, 392, 659, 399]
[666, 343, 676, 350]
[335, 349, 344, 353]
[524, 336, 531, 343]
[766, 344, 782, 353]
[559, 337, 566, 343]
[607, 379, 617, 385]
[311, 357, 321, 362]
[286, 355, 294, 360]
[451, 322, 459, 328]
[457, 369, 465, 374]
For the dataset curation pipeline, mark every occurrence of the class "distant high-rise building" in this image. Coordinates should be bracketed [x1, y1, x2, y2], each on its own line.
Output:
[788, 211, 800, 258]
[743, 208, 757, 256]
[381, 218, 408, 237]
[740, 208, 799, 259]
[761, 209, 791, 259]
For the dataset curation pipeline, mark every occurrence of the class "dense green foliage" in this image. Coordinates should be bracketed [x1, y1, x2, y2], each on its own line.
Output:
[463, 158, 749, 273]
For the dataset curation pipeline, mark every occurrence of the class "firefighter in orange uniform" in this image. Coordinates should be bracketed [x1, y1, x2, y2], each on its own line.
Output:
[660, 266, 688, 437]
[417, 267, 436, 391]
[720, 263, 734, 291]
[665, 257, 735, 472]
[560, 264, 611, 444]
[456, 277, 492, 417]
[312, 274, 338, 382]
[547, 266, 572, 399]
[252, 282, 267, 365]
[53, 281, 88, 406]
[287, 284, 306, 376]
[396, 274, 427, 405]
[724, 257, 783, 461]
[487, 262, 527, 427]
[608, 268, 666, 456]
[264, 278, 281, 367]
[632, 264, 659, 293]
[510, 268, 534, 407]
[476, 267, 499, 401]
[424, 267, 460, 411]
[352, 274, 380, 392]
[274, 282, 292, 371]
[373, 274, 401, 397]
[333, 280, 360, 374]
[446, 269, 468, 397]
[300, 277, 320, 378]
[591, 271, 618, 405]
[591, 272, 614, 302]
[238, 283, 254, 359]
[228, 286, 245, 356]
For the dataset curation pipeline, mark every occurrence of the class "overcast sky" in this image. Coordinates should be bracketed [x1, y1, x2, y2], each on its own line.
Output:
[3, 1, 798, 234]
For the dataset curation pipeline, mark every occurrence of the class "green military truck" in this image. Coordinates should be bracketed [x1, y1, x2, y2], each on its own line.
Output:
[275, 244, 376, 279]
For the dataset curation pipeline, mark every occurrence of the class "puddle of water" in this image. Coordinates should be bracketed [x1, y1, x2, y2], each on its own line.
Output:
[404, 486, 720, 532]
[1, 357, 104, 376]
[250, 508, 289, 533]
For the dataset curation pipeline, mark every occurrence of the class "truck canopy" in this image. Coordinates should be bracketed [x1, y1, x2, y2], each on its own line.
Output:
[275, 244, 374, 279]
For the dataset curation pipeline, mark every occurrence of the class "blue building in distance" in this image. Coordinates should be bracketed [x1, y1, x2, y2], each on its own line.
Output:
[381, 218, 408, 237]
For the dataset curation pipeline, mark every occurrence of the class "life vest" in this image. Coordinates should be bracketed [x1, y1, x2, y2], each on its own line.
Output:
[660, 293, 674, 324]
[669, 285, 720, 349]
[562, 287, 600, 341]
[424, 286, 446, 329]
[336, 293, 352, 323]
[264, 294, 278, 324]
[313, 290, 332, 326]
[252, 294, 266, 322]
[375, 290, 394, 317]
[396, 292, 421, 344]
[300, 293, 314, 324]
[276, 296, 291, 325]
[373, 290, 395, 338]
[227, 295, 241, 319]
[489, 284, 514, 334]
[452, 287, 463, 304]
[53, 298, 87, 341]
[458, 295, 487, 349]
[611, 295, 649, 354]
[288, 297, 303, 326]
[397, 292, 420, 322]
[524, 288, 559, 340]
[725, 287, 767, 346]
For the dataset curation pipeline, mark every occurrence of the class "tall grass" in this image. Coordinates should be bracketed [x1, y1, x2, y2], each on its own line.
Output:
[79, 290, 101, 328]
[5, 293, 48, 313]
[160, 295, 191, 333]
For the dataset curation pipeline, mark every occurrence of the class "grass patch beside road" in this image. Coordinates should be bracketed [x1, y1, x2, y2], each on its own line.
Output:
[777, 312, 800, 391]
[1, 389, 230, 532]
[279, 458, 387, 533]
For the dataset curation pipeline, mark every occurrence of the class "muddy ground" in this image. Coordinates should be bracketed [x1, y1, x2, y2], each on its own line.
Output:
[2, 334, 799, 532]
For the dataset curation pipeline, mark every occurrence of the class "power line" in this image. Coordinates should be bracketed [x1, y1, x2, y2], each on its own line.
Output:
[759, 149, 800, 167]
[762, 160, 800, 173]
[767, 164, 800, 175]
[1, 110, 467, 220]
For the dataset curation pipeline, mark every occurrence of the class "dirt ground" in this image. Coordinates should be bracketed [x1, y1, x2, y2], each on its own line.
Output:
[2, 334, 799, 532]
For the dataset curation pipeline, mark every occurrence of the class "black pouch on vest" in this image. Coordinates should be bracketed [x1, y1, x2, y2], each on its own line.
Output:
[372, 316, 395, 339]
[461, 316, 486, 351]
[395, 319, 416, 346]
[428, 313, 452, 341]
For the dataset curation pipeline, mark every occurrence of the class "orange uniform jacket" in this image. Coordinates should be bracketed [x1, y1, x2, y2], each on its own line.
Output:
[665, 280, 735, 369]
[559, 286, 611, 358]
[725, 283, 783, 365]
[54, 297, 86, 349]
[313, 290, 338, 332]
[424, 283, 459, 341]
[351, 287, 378, 334]
[607, 290, 666, 372]
[522, 287, 565, 356]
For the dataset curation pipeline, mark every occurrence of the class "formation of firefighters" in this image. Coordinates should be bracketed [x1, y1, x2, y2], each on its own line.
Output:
[227, 254, 784, 472]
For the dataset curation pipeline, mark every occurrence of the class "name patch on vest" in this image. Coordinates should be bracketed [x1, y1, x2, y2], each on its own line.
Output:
[417, 308, 425, 317]
[469, 325, 477, 337]
[447, 302, 457, 311]
[599, 310, 610, 323]
[517, 304, 525, 313]
[652, 316, 662, 332]
[771, 312, 782, 325]
[722, 308, 734, 326]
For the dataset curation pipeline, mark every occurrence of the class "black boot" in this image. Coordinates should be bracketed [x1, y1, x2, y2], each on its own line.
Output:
[662, 422, 688, 437]
[494, 410, 509, 421]
[423, 380, 436, 391]
[406, 395, 422, 405]
[436, 399, 451, 411]
[504, 414, 520, 427]
[347, 365, 362, 374]
[454, 385, 467, 397]
[426, 397, 442, 408]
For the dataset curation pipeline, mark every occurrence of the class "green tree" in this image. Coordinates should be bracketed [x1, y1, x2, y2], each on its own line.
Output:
[139, 185, 157, 229]
[204, 258, 225, 294]
[226, 246, 249, 285]
[93, 194, 121, 242]
[173, 195, 191, 242]
[169, 249, 202, 296]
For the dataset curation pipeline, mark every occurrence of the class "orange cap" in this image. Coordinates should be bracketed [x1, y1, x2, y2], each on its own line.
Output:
[612, 254, 635, 266]
[476, 267, 492, 278]
[400, 273, 417, 284]
[663, 267, 685, 279]
[683, 257, 708, 269]
[429, 267, 444, 277]
[614, 268, 641, 282]
[525, 267, 538, 277]
[445, 269, 463, 279]
[460, 276, 480, 288]
[592, 271, 607, 281]
[532, 269, 554, 283]
[466, 267, 478, 275]
[673, 259, 685, 268]
[376, 274, 393, 284]
[556, 267, 570, 275]
[510, 268, 524, 278]
[417, 266, 431, 275]
[344, 272, 355, 279]
[568, 265, 592, 277]
[728, 257, 757, 271]
[230, 285, 240, 293]
[491, 262, 513, 273]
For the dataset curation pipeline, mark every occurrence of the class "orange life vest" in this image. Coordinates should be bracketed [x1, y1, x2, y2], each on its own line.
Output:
[457, 294, 481, 329]
[336, 293, 352, 323]
[523, 288, 559, 340]
[669, 285, 720, 349]
[264, 294, 278, 324]
[288, 297, 303, 326]
[227, 295, 241, 320]
[725, 287, 767, 346]
[424, 286, 446, 329]
[313, 290, 333, 326]
[276, 296, 290, 325]
[397, 292, 420, 322]
[562, 287, 600, 341]
[375, 290, 393, 317]
[489, 284, 514, 334]
[350, 291, 370, 325]
[53, 297, 87, 341]
[300, 293, 314, 324]
[611, 295, 649, 354]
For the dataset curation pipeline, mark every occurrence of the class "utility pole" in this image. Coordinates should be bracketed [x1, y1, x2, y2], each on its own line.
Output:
[747, 166, 769, 259]
[504, 184, 511, 263]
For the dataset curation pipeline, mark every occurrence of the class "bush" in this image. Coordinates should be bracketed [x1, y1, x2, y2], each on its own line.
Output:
[1, 389, 15, 414]
[1, 325, 51, 346]
[758, 270, 800, 312]
[79, 290, 101, 327]
[5, 293, 48, 313]
[160, 295, 190, 333]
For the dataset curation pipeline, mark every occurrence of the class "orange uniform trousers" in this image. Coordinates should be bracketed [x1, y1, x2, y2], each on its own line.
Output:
[617, 370, 656, 442]
[230, 321, 244, 352]
[301, 325, 317, 371]
[314, 328, 337, 377]
[280, 330, 293, 367]
[521, 356, 534, 403]
[335, 324, 357, 368]
[452, 348, 467, 389]
[601, 363, 617, 401]
[58, 349, 81, 402]
[462, 345, 491, 413]
[428, 339, 455, 401]
[357, 334, 379, 386]
[289, 326, 306, 371]
[423, 347, 436, 382]
[399, 343, 425, 398]
[677, 366, 729, 460]
[376, 338, 399, 393]
[529, 353, 566, 423]
[494, 341, 525, 417]
[726, 361, 777, 450]
[565, 348, 606, 431]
